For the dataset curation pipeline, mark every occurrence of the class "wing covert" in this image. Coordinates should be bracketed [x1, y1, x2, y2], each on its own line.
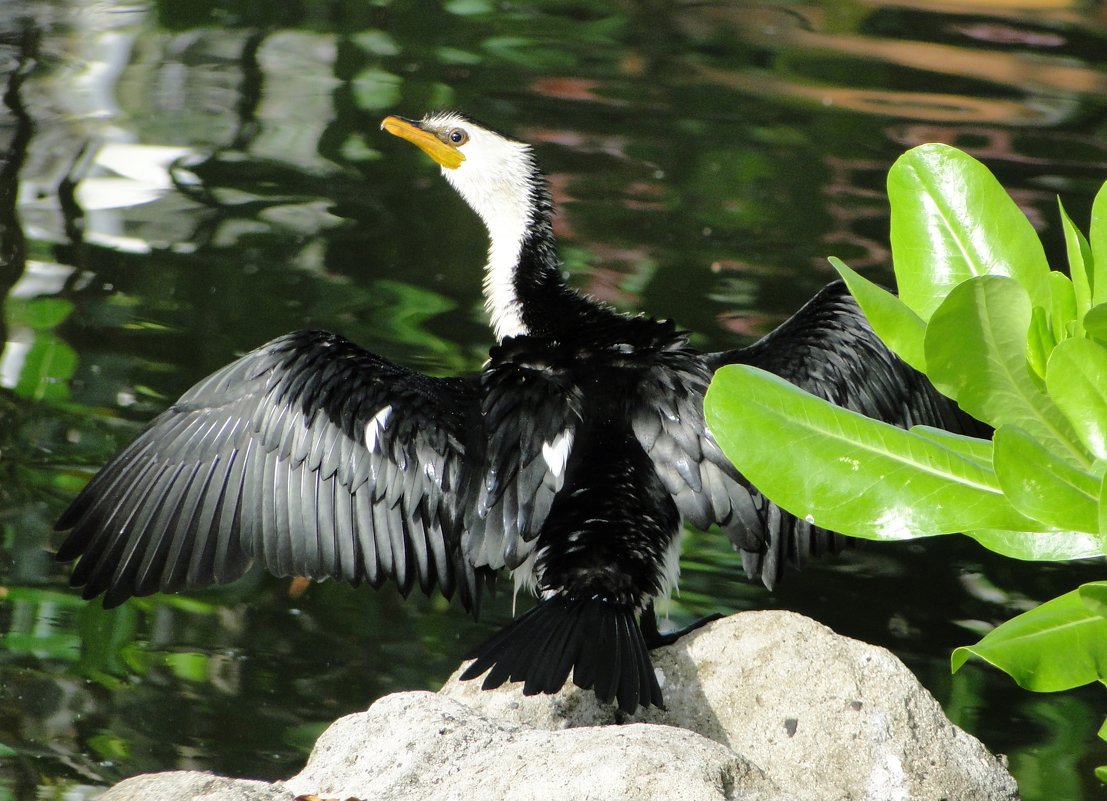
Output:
[463, 335, 583, 573]
[629, 350, 742, 533]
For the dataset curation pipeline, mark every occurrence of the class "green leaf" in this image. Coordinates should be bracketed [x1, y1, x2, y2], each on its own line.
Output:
[1086, 304, 1107, 346]
[951, 587, 1107, 691]
[1059, 198, 1092, 333]
[1102, 466, 1107, 537]
[1079, 582, 1107, 618]
[925, 275, 1090, 468]
[1048, 270, 1077, 344]
[1045, 338, 1107, 463]
[888, 144, 1051, 321]
[829, 256, 926, 372]
[966, 529, 1104, 561]
[992, 425, 1101, 533]
[1026, 306, 1054, 382]
[704, 365, 1043, 540]
[1091, 180, 1107, 306]
[909, 425, 993, 467]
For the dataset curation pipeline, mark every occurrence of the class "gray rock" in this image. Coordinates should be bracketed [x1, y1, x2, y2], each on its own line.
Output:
[440, 611, 1019, 801]
[97, 771, 289, 801]
[90, 611, 1020, 801]
[285, 692, 776, 801]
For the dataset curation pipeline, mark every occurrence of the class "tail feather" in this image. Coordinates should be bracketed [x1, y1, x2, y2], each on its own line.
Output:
[460, 595, 663, 713]
[522, 607, 576, 694]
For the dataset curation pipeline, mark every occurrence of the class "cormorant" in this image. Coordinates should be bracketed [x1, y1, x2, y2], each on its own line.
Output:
[55, 112, 973, 714]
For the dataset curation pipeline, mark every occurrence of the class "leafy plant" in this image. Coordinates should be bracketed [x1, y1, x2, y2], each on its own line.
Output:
[703, 143, 1107, 781]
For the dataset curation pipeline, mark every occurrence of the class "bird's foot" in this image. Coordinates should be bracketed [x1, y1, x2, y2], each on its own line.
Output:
[640, 609, 724, 649]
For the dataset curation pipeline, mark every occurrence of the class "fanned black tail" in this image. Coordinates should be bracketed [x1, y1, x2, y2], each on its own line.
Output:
[459, 595, 663, 713]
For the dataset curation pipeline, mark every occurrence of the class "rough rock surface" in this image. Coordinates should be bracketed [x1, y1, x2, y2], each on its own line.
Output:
[285, 692, 776, 800]
[441, 610, 1020, 801]
[97, 772, 289, 801]
[90, 611, 1021, 801]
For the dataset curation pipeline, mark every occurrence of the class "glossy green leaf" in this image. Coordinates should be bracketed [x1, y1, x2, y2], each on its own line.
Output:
[951, 587, 1107, 691]
[909, 425, 993, 468]
[966, 529, 1104, 561]
[1049, 271, 1077, 343]
[1086, 304, 1107, 347]
[1026, 306, 1054, 382]
[829, 256, 926, 372]
[888, 144, 1051, 321]
[1102, 467, 1107, 537]
[704, 365, 1043, 540]
[925, 275, 1090, 468]
[1046, 337, 1107, 461]
[1079, 582, 1107, 619]
[993, 425, 1101, 533]
[1059, 198, 1092, 333]
[1091, 180, 1107, 306]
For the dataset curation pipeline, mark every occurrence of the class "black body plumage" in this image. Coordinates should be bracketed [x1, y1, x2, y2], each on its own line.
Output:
[55, 112, 978, 713]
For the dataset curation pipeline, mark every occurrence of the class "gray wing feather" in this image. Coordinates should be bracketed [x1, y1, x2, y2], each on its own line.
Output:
[56, 330, 485, 610]
[463, 338, 583, 572]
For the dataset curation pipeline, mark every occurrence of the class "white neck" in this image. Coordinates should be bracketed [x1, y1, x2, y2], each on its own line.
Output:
[440, 135, 538, 341]
[480, 203, 529, 340]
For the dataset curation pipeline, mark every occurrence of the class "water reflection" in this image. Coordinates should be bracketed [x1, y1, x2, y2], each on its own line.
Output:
[681, 3, 1106, 125]
[2, 0, 1106, 799]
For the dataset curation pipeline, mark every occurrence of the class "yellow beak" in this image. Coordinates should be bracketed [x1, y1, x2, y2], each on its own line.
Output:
[381, 116, 466, 170]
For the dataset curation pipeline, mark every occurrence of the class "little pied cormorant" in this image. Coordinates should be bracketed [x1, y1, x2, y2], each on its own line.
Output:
[55, 112, 974, 714]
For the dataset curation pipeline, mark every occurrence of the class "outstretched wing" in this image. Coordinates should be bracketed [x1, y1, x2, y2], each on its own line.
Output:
[56, 330, 486, 609]
[707, 280, 981, 587]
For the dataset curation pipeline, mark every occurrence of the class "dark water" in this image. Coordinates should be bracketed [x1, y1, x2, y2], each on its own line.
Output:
[2, 1, 1106, 798]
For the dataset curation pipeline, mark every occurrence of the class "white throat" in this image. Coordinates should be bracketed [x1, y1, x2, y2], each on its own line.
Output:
[479, 201, 529, 341]
[440, 133, 538, 341]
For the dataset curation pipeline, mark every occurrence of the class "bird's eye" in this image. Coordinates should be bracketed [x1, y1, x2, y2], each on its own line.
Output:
[447, 128, 468, 145]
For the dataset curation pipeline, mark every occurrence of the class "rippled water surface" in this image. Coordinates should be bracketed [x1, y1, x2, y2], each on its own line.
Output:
[2, 1, 1106, 798]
